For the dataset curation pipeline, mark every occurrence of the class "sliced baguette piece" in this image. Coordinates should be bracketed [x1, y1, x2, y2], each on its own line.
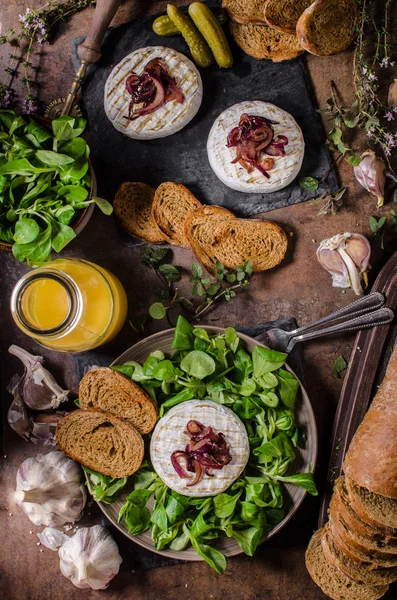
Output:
[322, 523, 397, 586]
[114, 182, 166, 243]
[79, 367, 157, 435]
[211, 219, 288, 273]
[332, 478, 397, 548]
[230, 21, 304, 62]
[151, 182, 202, 247]
[346, 477, 397, 531]
[56, 409, 144, 478]
[222, 0, 266, 25]
[184, 205, 236, 274]
[263, 0, 312, 35]
[344, 347, 397, 500]
[305, 528, 388, 600]
[296, 0, 358, 56]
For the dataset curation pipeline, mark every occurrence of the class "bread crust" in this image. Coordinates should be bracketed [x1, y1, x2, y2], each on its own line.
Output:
[113, 182, 166, 243]
[230, 21, 304, 62]
[222, 0, 266, 25]
[344, 347, 397, 499]
[263, 0, 312, 35]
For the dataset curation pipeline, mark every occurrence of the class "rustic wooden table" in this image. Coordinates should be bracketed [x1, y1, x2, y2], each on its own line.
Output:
[1, 2, 396, 599]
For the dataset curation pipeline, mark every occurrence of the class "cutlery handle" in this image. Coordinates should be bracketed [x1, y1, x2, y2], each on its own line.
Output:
[77, 0, 122, 64]
[287, 307, 394, 350]
[289, 292, 385, 338]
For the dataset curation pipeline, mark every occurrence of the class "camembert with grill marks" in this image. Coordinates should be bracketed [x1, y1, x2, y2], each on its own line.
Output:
[150, 400, 250, 497]
[207, 101, 305, 193]
[104, 46, 203, 140]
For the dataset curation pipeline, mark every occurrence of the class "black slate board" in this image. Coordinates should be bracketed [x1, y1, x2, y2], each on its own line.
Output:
[70, 13, 338, 224]
[72, 318, 302, 570]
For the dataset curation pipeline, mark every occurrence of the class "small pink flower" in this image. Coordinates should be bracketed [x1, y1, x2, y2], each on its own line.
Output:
[385, 111, 394, 121]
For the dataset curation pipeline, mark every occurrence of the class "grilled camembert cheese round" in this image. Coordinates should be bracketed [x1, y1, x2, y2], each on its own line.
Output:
[150, 400, 250, 497]
[104, 46, 203, 140]
[207, 101, 304, 193]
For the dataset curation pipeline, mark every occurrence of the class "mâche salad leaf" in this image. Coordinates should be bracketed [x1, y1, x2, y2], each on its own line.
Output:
[85, 317, 317, 573]
[0, 109, 113, 265]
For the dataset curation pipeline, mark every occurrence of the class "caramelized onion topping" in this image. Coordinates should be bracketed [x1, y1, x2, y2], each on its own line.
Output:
[226, 113, 289, 178]
[171, 420, 232, 486]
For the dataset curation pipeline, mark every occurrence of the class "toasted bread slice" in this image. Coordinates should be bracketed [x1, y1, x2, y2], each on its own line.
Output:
[79, 367, 157, 435]
[305, 528, 388, 600]
[184, 205, 236, 274]
[296, 0, 358, 56]
[222, 0, 266, 25]
[113, 182, 165, 243]
[56, 409, 144, 478]
[151, 182, 202, 247]
[212, 219, 288, 273]
[346, 477, 397, 531]
[263, 0, 312, 34]
[230, 21, 304, 62]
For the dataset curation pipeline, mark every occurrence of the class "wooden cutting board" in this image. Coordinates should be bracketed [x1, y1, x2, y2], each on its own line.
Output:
[318, 250, 397, 527]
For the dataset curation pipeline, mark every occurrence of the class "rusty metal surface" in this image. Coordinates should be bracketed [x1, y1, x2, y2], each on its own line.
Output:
[0, 1, 396, 599]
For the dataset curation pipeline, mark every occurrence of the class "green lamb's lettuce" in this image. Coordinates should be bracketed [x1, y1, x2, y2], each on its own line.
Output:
[85, 317, 317, 573]
[0, 110, 112, 265]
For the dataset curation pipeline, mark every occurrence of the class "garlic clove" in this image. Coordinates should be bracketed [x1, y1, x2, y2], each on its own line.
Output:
[31, 412, 67, 446]
[353, 150, 386, 208]
[58, 525, 122, 590]
[317, 233, 371, 296]
[15, 451, 86, 527]
[8, 345, 69, 411]
[388, 79, 397, 107]
[7, 375, 33, 441]
[38, 527, 69, 551]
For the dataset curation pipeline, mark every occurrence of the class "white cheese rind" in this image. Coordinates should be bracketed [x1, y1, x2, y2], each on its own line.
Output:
[207, 101, 305, 193]
[150, 400, 250, 497]
[104, 46, 203, 140]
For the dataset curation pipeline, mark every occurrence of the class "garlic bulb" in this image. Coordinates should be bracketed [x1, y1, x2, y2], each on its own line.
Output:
[317, 233, 371, 296]
[15, 451, 86, 526]
[58, 525, 122, 590]
[8, 345, 69, 411]
[38, 527, 69, 551]
[353, 150, 386, 207]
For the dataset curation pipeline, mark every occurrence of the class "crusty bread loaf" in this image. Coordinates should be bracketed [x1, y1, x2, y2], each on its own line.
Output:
[114, 182, 166, 243]
[56, 409, 144, 478]
[151, 182, 202, 247]
[212, 219, 288, 273]
[263, 0, 312, 34]
[184, 205, 236, 274]
[322, 523, 397, 586]
[296, 0, 358, 56]
[230, 21, 304, 62]
[346, 477, 397, 531]
[79, 367, 157, 435]
[222, 0, 266, 24]
[332, 478, 397, 548]
[305, 528, 389, 600]
[344, 347, 397, 500]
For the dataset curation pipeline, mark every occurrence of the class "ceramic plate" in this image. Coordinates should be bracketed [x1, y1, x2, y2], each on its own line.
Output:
[91, 327, 318, 561]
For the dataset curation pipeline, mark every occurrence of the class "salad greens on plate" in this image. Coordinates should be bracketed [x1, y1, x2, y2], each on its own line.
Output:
[85, 316, 317, 573]
[0, 109, 112, 265]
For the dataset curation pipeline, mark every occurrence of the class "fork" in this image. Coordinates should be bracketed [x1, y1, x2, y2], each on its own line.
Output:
[256, 292, 394, 353]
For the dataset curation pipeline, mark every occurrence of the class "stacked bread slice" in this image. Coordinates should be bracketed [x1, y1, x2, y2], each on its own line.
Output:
[306, 347, 397, 600]
[224, 0, 358, 59]
[113, 181, 288, 276]
[56, 368, 157, 478]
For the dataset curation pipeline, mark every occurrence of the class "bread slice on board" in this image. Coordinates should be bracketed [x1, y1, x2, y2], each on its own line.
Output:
[322, 523, 397, 586]
[222, 0, 266, 24]
[263, 0, 312, 34]
[296, 0, 358, 56]
[184, 205, 236, 274]
[345, 477, 397, 531]
[78, 367, 157, 435]
[56, 409, 144, 478]
[344, 347, 397, 500]
[151, 182, 202, 246]
[114, 182, 166, 243]
[212, 219, 288, 273]
[331, 479, 397, 551]
[305, 528, 388, 600]
[230, 21, 304, 62]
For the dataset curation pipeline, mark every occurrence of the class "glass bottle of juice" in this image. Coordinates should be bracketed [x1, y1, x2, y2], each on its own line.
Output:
[10, 258, 128, 353]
